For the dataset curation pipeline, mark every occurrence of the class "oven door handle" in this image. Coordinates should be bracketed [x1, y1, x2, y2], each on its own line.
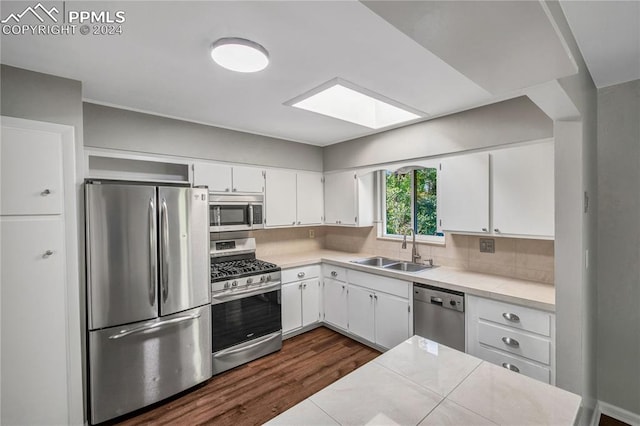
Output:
[212, 281, 281, 303]
[213, 331, 282, 358]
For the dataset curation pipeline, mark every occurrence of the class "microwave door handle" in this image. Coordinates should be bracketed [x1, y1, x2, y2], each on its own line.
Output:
[248, 204, 254, 228]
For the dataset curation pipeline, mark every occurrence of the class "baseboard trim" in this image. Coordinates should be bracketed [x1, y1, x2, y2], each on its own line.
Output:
[593, 401, 640, 426]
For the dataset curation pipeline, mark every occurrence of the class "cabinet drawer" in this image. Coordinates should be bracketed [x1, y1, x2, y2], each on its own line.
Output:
[474, 344, 551, 384]
[322, 265, 347, 282]
[282, 264, 320, 283]
[348, 269, 410, 299]
[477, 298, 551, 336]
[478, 322, 550, 365]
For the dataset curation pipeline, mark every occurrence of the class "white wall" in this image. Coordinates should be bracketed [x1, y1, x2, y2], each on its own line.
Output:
[596, 79, 640, 416]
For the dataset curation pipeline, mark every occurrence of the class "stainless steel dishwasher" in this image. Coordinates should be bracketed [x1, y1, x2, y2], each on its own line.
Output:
[413, 283, 465, 352]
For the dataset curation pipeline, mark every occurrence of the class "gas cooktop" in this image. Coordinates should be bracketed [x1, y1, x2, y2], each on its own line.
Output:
[210, 258, 280, 282]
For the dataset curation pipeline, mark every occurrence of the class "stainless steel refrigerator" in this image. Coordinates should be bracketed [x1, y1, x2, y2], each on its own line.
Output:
[85, 182, 212, 424]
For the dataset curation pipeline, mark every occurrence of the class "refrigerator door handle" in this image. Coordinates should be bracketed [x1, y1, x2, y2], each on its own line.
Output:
[160, 198, 170, 303]
[107, 312, 201, 340]
[149, 198, 157, 308]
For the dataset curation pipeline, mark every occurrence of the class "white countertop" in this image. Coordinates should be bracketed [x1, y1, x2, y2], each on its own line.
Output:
[266, 336, 581, 426]
[261, 250, 555, 311]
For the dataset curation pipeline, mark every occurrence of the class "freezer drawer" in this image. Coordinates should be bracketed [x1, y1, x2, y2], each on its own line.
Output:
[89, 305, 211, 424]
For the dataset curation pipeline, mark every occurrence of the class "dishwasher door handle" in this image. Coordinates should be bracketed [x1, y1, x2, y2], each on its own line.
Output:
[430, 296, 444, 306]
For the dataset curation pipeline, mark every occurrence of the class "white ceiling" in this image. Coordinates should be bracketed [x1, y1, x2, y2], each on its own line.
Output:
[1, 1, 582, 145]
[560, 0, 640, 89]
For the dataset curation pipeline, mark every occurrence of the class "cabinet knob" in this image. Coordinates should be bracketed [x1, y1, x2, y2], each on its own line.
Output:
[331, 271, 338, 277]
[225, 188, 230, 192]
[232, 188, 237, 192]
[502, 312, 520, 322]
[369, 294, 373, 299]
[494, 228, 500, 233]
[297, 272, 305, 278]
[374, 294, 378, 300]
[502, 362, 520, 373]
[341, 285, 345, 290]
[297, 221, 301, 225]
[292, 221, 296, 225]
[298, 284, 302, 289]
[501, 336, 520, 348]
[41, 189, 51, 196]
[482, 227, 488, 232]
[42, 250, 54, 258]
[303, 284, 307, 289]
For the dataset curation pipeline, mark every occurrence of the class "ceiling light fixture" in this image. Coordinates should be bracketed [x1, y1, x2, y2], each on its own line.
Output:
[286, 78, 423, 129]
[210, 37, 269, 73]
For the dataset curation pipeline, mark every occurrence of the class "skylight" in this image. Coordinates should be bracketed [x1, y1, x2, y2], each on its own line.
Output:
[288, 81, 422, 129]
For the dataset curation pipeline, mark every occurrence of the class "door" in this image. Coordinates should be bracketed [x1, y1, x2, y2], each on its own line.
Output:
[347, 285, 375, 343]
[301, 278, 321, 327]
[193, 162, 232, 192]
[89, 305, 211, 424]
[1, 217, 69, 425]
[324, 171, 356, 225]
[323, 278, 348, 330]
[264, 169, 297, 227]
[282, 283, 302, 333]
[0, 125, 63, 215]
[233, 166, 264, 193]
[439, 153, 490, 233]
[375, 292, 410, 350]
[86, 183, 158, 329]
[297, 172, 324, 225]
[158, 187, 210, 316]
[492, 142, 554, 237]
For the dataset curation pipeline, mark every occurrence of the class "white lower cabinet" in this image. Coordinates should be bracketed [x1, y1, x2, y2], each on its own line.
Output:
[322, 277, 348, 330]
[282, 265, 321, 334]
[466, 294, 555, 384]
[347, 285, 375, 342]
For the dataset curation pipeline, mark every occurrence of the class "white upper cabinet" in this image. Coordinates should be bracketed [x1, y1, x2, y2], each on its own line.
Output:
[193, 162, 264, 193]
[439, 153, 490, 233]
[324, 171, 374, 227]
[264, 169, 297, 227]
[232, 166, 265, 193]
[296, 172, 324, 226]
[1, 126, 63, 215]
[192, 162, 232, 192]
[492, 142, 554, 237]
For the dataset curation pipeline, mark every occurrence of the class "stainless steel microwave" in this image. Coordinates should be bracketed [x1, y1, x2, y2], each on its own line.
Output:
[209, 194, 264, 232]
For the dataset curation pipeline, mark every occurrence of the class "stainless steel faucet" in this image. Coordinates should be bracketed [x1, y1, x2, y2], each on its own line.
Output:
[402, 230, 421, 263]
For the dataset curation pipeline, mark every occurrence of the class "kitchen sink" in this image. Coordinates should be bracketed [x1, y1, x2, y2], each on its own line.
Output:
[351, 257, 436, 273]
[351, 256, 399, 267]
[383, 262, 433, 273]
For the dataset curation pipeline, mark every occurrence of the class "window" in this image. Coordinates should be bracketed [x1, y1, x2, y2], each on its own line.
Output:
[383, 168, 442, 241]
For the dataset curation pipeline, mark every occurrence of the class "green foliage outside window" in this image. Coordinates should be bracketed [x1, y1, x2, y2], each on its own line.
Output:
[385, 168, 438, 236]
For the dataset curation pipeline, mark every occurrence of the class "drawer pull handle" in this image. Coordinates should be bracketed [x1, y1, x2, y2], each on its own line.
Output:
[501, 337, 520, 348]
[297, 272, 305, 278]
[41, 189, 51, 196]
[502, 362, 520, 373]
[42, 250, 54, 258]
[331, 271, 338, 277]
[502, 313, 520, 322]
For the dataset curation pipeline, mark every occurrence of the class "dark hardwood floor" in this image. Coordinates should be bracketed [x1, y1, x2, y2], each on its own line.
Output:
[115, 327, 380, 426]
[599, 414, 631, 426]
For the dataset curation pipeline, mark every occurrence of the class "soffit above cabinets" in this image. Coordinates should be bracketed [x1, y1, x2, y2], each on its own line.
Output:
[1, 1, 577, 146]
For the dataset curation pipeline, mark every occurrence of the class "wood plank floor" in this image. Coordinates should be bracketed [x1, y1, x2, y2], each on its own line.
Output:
[599, 414, 631, 426]
[114, 327, 380, 426]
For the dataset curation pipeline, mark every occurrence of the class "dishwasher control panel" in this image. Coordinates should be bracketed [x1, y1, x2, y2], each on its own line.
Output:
[413, 283, 464, 312]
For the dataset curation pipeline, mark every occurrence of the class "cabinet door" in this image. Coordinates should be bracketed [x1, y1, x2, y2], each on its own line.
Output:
[301, 278, 321, 327]
[347, 285, 375, 343]
[232, 166, 264, 193]
[375, 292, 410, 350]
[296, 172, 324, 225]
[1, 217, 69, 425]
[193, 162, 232, 192]
[264, 169, 297, 227]
[1, 125, 63, 215]
[323, 278, 348, 330]
[282, 283, 302, 334]
[324, 171, 356, 225]
[439, 153, 489, 233]
[492, 143, 554, 237]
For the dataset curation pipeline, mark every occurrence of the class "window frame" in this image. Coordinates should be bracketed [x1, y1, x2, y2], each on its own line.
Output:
[379, 167, 445, 245]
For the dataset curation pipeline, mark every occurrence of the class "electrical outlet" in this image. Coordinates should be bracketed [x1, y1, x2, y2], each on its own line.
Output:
[479, 238, 495, 253]
[309, 229, 315, 239]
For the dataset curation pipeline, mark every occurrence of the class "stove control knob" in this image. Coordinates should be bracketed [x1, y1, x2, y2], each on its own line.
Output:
[260, 276, 267, 283]
[247, 278, 253, 284]
[224, 282, 230, 289]
[232, 280, 238, 287]
[266, 275, 271, 282]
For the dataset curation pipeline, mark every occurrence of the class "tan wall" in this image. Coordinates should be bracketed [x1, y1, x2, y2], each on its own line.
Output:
[253, 227, 327, 258]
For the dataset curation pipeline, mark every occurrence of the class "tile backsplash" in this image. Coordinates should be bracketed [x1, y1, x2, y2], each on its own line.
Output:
[250, 226, 554, 284]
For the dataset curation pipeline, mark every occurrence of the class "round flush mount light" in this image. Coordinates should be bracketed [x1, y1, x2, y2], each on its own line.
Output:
[210, 37, 269, 73]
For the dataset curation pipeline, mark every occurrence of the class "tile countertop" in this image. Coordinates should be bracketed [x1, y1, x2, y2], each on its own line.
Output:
[266, 336, 581, 426]
[261, 250, 555, 311]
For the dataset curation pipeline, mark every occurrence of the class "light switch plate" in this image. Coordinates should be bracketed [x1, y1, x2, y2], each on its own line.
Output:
[479, 238, 495, 253]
